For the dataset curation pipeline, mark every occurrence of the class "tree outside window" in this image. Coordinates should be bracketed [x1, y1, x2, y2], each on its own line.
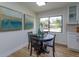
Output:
[40, 16, 62, 32]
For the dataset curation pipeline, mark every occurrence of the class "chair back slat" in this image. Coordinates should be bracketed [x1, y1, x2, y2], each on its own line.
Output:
[31, 36, 41, 47]
[28, 32, 33, 41]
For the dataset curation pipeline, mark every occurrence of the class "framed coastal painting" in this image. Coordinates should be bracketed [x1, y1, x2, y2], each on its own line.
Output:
[0, 6, 23, 32]
[24, 14, 34, 30]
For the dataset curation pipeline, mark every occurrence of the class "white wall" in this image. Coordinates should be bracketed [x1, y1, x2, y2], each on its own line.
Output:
[37, 7, 68, 45]
[0, 2, 36, 56]
[0, 30, 27, 56]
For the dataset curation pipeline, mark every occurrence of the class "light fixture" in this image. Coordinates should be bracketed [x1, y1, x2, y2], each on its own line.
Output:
[36, 2, 46, 6]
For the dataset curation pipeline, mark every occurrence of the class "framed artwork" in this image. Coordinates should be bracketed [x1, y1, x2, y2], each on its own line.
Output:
[24, 14, 34, 30]
[0, 6, 23, 32]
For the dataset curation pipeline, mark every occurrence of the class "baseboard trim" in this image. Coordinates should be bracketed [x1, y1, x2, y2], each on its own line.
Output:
[55, 43, 67, 47]
[68, 48, 79, 52]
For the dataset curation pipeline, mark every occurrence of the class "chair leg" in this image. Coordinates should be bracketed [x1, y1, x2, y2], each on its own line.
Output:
[30, 45, 32, 56]
[52, 46, 55, 57]
[28, 42, 30, 49]
[37, 54, 39, 57]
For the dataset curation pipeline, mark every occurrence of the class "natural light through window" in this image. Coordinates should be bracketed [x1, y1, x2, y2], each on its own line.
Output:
[40, 16, 62, 32]
[40, 18, 49, 31]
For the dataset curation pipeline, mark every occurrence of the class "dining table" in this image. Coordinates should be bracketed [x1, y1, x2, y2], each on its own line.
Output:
[32, 33, 55, 55]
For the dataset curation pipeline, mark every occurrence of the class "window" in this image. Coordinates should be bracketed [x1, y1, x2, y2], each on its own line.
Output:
[40, 18, 49, 31]
[40, 16, 62, 32]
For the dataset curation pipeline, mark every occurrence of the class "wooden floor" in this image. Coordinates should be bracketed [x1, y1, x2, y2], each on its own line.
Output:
[9, 44, 79, 57]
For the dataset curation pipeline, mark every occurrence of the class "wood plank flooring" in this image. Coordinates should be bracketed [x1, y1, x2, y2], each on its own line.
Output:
[9, 44, 79, 57]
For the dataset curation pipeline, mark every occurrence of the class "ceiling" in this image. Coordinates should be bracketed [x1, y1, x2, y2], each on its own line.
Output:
[17, 2, 78, 13]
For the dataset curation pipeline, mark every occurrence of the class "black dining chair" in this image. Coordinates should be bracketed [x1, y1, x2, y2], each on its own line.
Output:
[30, 35, 41, 56]
[44, 34, 56, 57]
[28, 32, 33, 49]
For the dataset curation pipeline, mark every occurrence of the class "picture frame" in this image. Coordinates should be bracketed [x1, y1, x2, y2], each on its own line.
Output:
[0, 6, 23, 32]
[24, 14, 34, 30]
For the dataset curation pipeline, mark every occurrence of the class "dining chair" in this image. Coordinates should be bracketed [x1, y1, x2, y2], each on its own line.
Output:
[27, 32, 33, 49]
[44, 33, 56, 57]
[30, 35, 41, 56]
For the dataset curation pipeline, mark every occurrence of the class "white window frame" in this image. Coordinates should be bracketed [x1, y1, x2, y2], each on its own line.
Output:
[40, 15, 63, 33]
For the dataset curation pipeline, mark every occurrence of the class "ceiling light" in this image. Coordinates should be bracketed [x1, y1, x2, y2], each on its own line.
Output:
[36, 2, 46, 6]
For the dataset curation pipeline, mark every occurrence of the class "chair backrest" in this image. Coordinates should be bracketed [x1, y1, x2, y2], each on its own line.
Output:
[53, 34, 56, 46]
[31, 36, 41, 48]
[28, 32, 33, 35]
[45, 34, 56, 47]
[28, 32, 33, 41]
